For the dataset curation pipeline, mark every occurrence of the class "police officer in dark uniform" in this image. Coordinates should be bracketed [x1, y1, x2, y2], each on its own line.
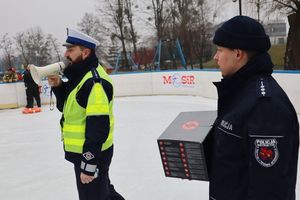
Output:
[204, 16, 299, 200]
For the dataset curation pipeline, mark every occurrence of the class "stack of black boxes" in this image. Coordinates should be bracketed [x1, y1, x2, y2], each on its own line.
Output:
[157, 111, 216, 181]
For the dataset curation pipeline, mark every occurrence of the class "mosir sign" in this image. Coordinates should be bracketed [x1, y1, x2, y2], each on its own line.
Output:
[163, 74, 195, 88]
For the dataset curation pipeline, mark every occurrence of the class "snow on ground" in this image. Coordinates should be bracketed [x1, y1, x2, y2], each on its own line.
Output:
[0, 95, 299, 200]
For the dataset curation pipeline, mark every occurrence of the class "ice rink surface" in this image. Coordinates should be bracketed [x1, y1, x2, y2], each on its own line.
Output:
[0, 95, 299, 200]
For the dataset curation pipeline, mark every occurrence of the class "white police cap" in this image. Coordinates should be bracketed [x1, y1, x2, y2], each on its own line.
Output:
[63, 28, 100, 49]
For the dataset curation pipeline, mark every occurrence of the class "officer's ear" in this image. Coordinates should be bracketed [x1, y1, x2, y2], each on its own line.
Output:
[234, 49, 242, 59]
[234, 49, 247, 61]
[81, 47, 91, 60]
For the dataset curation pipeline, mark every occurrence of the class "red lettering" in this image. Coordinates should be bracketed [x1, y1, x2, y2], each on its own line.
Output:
[163, 76, 172, 84]
[181, 75, 195, 84]
[163, 75, 195, 85]
[189, 75, 195, 84]
[181, 76, 187, 84]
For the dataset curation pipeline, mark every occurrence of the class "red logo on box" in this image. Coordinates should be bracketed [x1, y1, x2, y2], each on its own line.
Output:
[182, 121, 199, 130]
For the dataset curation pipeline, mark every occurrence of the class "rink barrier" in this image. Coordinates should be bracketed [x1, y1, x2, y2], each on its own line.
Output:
[0, 70, 299, 114]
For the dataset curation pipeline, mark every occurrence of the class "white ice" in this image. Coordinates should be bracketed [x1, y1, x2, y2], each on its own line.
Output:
[0, 95, 299, 200]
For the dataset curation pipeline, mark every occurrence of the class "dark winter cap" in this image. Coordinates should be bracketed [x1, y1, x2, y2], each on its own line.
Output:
[213, 16, 271, 52]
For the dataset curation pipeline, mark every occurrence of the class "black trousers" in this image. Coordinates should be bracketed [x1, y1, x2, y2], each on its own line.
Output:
[109, 182, 125, 200]
[74, 163, 110, 200]
[26, 86, 41, 108]
[73, 147, 125, 200]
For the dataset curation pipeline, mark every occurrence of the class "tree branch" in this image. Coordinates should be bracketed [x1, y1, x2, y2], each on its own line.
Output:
[291, 0, 300, 10]
[273, 0, 298, 12]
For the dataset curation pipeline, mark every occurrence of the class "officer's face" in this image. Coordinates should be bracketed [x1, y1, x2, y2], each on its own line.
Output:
[64, 45, 90, 65]
[214, 46, 240, 77]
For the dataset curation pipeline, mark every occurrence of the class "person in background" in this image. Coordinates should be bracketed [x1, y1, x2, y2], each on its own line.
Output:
[2, 67, 18, 83]
[48, 28, 124, 200]
[204, 15, 299, 200]
[22, 66, 41, 114]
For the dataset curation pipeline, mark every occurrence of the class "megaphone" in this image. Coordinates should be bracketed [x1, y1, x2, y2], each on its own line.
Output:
[29, 61, 68, 85]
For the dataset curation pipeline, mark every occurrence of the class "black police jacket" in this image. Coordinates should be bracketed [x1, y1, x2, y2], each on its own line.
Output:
[204, 53, 299, 200]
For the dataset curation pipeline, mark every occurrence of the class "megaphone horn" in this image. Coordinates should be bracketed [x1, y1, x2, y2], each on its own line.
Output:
[29, 61, 68, 85]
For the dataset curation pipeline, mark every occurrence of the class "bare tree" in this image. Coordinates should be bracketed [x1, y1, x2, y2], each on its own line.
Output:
[173, 0, 195, 68]
[210, 0, 230, 23]
[252, 0, 300, 69]
[47, 34, 62, 62]
[97, 0, 130, 70]
[15, 32, 29, 66]
[191, 0, 213, 68]
[151, 0, 170, 39]
[78, 12, 108, 58]
[247, 0, 268, 22]
[15, 27, 52, 66]
[270, 0, 300, 70]
[0, 33, 15, 69]
[161, 0, 214, 69]
[124, 0, 139, 55]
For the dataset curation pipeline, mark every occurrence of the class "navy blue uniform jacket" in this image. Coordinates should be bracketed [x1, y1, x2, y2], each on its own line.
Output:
[204, 52, 299, 200]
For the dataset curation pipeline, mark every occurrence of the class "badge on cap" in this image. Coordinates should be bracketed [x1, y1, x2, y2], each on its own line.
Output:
[254, 138, 279, 167]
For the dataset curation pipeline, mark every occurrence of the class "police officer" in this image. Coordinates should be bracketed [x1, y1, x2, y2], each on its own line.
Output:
[48, 28, 124, 200]
[204, 16, 299, 200]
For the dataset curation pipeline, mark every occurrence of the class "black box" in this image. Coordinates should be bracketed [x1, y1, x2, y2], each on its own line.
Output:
[157, 111, 216, 181]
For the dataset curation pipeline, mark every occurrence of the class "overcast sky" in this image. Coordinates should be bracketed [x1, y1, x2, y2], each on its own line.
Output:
[0, 0, 260, 46]
[0, 0, 97, 43]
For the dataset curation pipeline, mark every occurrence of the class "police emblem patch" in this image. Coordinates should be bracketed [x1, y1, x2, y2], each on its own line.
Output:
[254, 139, 279, 167]
[83, 151, 95, 161]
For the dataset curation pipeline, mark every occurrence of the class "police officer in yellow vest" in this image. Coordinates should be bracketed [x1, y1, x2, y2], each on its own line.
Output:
[48, 28, 124, 200]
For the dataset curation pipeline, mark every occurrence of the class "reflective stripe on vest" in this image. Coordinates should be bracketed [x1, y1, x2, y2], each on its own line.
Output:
[62, 65, 114, 153]
[86, 84, 110, 116]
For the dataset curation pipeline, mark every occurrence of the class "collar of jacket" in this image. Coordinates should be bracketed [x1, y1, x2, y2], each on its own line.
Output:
[213, 52, 274, 96]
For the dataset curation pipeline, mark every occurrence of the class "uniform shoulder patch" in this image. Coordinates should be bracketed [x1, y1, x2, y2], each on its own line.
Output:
[256, 78, 270, 98]
[254, 138, 279, 167]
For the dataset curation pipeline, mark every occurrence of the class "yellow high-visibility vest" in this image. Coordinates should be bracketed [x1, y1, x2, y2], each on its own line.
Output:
[62, 65, 114, 153]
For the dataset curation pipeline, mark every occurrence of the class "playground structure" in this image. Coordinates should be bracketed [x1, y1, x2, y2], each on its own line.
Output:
[114, 51, 138, 72]
[152, 38, 187, 71]
[113, 38, 187, 72]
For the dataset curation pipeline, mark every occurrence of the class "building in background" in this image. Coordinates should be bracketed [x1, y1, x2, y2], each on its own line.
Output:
[212, 19, 287, 46]
[263, 20, 287, 45]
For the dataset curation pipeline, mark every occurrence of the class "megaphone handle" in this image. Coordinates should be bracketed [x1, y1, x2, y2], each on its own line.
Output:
[50, 89, 55, 111]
